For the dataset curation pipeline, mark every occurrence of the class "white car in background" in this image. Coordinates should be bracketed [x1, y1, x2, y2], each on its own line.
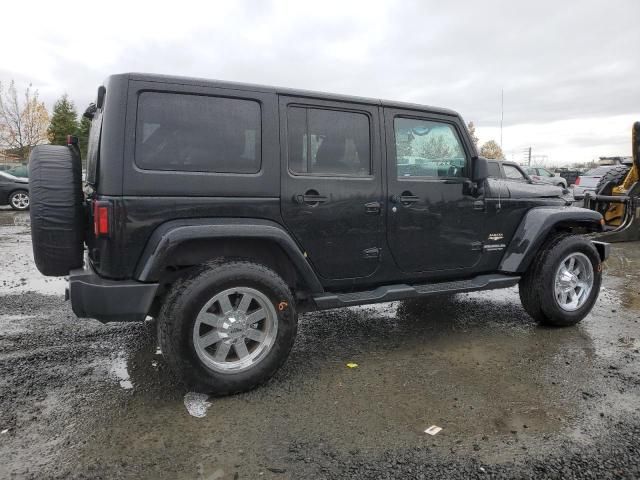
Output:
[572, 166, 615, 200]
[524, 166, 568, 188]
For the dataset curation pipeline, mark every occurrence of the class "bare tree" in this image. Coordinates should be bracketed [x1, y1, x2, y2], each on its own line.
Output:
[480, 140, 505, 160]
[467, 121, 479, 147]
[0, 81, 50, 160]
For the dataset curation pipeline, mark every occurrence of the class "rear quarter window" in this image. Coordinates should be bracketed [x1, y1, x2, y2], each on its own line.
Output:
[135, 92, 261, 174]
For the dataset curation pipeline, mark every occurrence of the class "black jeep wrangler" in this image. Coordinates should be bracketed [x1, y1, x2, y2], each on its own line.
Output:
[29, 73, 608, 395]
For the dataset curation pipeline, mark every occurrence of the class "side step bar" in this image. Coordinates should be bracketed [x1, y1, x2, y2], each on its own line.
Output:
[312, 274, 520, 310]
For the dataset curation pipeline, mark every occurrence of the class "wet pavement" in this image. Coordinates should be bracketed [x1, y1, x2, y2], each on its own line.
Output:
[0, 207, 639, 479]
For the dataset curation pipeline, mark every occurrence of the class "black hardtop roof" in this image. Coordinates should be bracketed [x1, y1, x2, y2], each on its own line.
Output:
[112, 72, 461, 118]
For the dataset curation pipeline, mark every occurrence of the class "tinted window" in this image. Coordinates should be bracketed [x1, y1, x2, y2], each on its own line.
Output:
[394, 118, 466, 178]
[503, 164, 525, 180]
[136, 92, 261, 173]
[287, 107, 370, 176]
[488, 162, 502, 178]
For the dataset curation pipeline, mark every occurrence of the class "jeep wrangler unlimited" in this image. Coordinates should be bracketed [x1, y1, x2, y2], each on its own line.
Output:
[28, 73, 609, 395]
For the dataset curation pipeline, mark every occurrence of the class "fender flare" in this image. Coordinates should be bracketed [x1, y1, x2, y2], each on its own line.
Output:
[499, 206, 604, 273]
[134, 218, 324, 293]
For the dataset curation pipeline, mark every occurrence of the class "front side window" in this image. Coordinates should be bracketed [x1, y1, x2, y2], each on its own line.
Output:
[539, 168, 553, 177]
[503, 164, 526, 180]
[394, 117, 466, 178]
[135, 92, 261, 173]
[287, 107, 371, 176]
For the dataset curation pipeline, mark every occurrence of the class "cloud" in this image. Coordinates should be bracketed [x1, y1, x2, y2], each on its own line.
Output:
[1, 0, 638, 164]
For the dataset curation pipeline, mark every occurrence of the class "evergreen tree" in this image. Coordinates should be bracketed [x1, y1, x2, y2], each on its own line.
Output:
[76, 116, 91, 163]
[47, 94, 78, 146]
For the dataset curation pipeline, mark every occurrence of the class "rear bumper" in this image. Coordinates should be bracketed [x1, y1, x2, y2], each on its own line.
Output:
[68, 261, 158, 323]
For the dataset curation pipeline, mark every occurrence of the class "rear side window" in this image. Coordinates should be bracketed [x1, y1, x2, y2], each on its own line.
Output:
[135, 92, 261, 173]
[287, 107, 371, 176]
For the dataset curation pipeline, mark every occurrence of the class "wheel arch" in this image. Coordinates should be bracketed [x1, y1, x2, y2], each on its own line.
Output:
[134, 218, 324, 295]
[499, 206, 604, 273]
[8, 187, 29, 201]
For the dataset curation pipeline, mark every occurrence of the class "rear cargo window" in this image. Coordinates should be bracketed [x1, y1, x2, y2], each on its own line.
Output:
[86, 110, 103, 185]
[135, 92, 261, 174]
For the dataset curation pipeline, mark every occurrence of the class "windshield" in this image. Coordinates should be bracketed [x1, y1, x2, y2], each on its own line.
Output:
[585, 167, 611, 176]
[8, 165, 28, 178]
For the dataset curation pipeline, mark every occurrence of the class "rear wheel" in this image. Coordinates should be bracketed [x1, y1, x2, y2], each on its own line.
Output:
[9, 190, 29, 211]
[158, 259, 297, 395]
[519, 235, 601, 326]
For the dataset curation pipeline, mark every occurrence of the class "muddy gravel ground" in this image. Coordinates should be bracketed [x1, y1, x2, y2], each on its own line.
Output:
[1, 207, 639, 479]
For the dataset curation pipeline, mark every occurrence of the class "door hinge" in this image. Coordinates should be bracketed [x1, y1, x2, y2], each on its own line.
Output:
[362, 247, 381, 259]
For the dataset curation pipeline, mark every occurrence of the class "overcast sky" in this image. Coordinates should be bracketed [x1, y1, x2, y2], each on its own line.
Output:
[2, 0, 638, 165]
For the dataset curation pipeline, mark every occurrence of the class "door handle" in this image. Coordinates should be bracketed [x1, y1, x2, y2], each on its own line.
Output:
[473, 200, 485, 211]
[364, 201, 381, 214]
[400, 195, 419, 204]
[294, 191, 329, 205]
[392, 191, 420, 206]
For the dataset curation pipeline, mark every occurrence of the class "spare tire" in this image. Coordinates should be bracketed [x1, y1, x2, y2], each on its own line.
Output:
[596, 165, 630, 195]
[29, 145, 85, 276]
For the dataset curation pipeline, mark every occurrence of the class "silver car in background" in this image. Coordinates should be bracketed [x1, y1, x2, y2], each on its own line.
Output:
[572, 166, 615, 200]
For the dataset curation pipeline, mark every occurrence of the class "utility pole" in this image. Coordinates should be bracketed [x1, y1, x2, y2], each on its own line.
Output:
[500, 89, 504, 149]
[527, 146, 532, 166]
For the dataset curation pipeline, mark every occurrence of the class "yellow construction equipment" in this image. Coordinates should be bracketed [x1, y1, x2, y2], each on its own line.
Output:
[584, 122, 640, 242]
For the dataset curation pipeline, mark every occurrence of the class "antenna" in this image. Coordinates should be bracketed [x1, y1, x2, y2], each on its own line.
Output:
[500, 89, 504, 148]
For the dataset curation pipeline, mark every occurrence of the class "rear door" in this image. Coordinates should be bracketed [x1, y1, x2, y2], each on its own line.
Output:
[279, 97, 383, 280]
[384, 108, 484, 273]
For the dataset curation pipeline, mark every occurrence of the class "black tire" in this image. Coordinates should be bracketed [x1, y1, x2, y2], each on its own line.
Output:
[29, 145, 84, 276]
[519, 235, 602, 327]
[596, 165, 630, 195]
[8, 189, 30, 211]
[158, 259, 298, 395]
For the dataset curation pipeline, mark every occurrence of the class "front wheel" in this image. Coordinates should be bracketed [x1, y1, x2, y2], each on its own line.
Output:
[519, 235, 602, 326]
[9, 190, 29, 210]
[158, 260, 298, 395]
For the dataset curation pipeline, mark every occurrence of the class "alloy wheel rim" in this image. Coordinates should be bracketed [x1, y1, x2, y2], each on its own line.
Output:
[11, 193, 29, 209]
[554, 252, 594, 312]
[192, 287, 278, 373]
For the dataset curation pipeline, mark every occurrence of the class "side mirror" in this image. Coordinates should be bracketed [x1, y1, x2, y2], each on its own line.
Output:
[472, 156, 489, 182]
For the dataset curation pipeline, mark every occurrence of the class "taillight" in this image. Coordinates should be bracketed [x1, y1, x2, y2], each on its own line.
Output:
[575, 177, 581, 185]
[93, 201, 110, 237]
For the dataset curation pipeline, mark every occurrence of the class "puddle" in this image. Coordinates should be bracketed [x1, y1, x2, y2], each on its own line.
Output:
[110, 352, 133, 390]
[184, 392, 212, 418]
[0, 211, 30, 227]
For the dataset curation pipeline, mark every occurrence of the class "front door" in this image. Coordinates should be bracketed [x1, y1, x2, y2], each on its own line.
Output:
[280, 97, 383, 280]
[384, 109, 484, 273]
